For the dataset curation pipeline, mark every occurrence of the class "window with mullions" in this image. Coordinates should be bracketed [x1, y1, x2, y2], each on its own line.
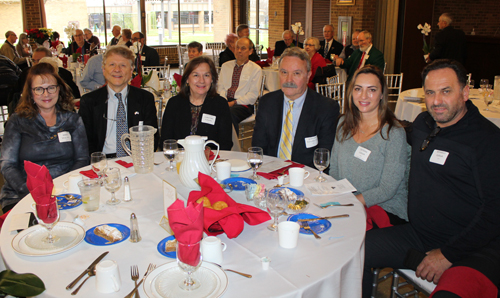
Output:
[247, 0, 269, 49]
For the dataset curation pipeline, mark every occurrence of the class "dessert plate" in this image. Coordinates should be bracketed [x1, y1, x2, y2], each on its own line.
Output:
[269, 187, 304, 196]
[157, 235, 176, 259]
[56, 194, 82, 210]
[287, 213, 332, 235]
[227, 159, 250, 172]
[220, 177, 256, 191]
[84, 223, 130, 246]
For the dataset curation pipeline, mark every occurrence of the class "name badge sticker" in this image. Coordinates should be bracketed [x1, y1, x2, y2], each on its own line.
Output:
[429, 149, 449, 165]
[141, 56, 146, 61]
[305, 135, 318, 148]
[201, 113, 216, 125]
[58, 131, 72, 143]
[354, 146, 371, 162]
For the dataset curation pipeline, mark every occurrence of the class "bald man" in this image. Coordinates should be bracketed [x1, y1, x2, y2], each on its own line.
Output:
[428, 13, 466, 65]
[110, 25, 122, 46]
[319, 25, 344, 62]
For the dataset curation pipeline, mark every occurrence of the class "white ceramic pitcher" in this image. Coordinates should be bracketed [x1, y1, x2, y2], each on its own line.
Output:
[177, 136, 220, 189]
[120, 125, 157, 174]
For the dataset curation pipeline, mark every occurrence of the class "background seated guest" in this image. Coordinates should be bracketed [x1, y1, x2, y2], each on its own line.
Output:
[0, 63, 89, 213]
[80, 54, 105, 91]
[79, 46, 158, 156]
[16, 33, 31, 58]
[0, 55, 21, 106]
[121, 29, 133, 47]
[66, 29, 91, 55]
[236, 24, 260, 62]
[83, 28, 100, 53]
[0, 31, 27, 68]
[427, 13, 466, 65]
[110, 25, 121, 46]
[339, 30, 360, 60]
[50, 31, 64, 48]
[274, 30, 302, 57]
[330, 65, 409, 225]
[303, 37, 326, 89]
[319, 25, 344, 61]
[219, 33, 237, 67]
[161, 56, 232, 150]
[252, 47, 339, 169]
[131, 31, 160, 66]
[188, 41, 203, 61]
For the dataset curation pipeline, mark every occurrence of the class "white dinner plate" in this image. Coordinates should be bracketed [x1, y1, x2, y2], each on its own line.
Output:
[11, 222, 85, 256]
[143, 261, 228, 298]
[227, 159, 250, 172]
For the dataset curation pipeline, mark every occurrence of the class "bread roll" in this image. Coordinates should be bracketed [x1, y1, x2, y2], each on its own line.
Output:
[212, 201, 228, 210]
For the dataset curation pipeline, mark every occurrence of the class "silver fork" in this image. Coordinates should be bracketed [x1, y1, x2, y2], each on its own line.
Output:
[124, 263, 156, 298]
[302, 221, 321, 239]
[313, 203, 354, 209]
[130, 265, 140, 298]
[204, 261, 252, 278]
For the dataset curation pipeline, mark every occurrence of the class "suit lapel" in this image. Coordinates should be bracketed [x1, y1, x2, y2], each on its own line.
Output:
[292, 90, 314, 154]
[272, 92, 285, 156]
[97, 88, 109, 147]
[127, 86, 136, 128]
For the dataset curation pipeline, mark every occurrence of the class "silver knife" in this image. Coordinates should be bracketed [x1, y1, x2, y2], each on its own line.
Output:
[66, 251, 109, 290]
[297, 214, 349, 222]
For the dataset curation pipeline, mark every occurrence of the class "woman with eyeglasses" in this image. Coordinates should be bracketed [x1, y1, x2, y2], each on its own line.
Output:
[0, 63, 89, 213]
[329, 65, 410, 228]
[303, 37, 327, 89]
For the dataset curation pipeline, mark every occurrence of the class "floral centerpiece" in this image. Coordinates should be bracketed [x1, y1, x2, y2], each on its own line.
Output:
[64, 22, 78, 43]
[291, 22, 304, 47]
[26, 28, 53, 47]
[417, 23, 431, 61]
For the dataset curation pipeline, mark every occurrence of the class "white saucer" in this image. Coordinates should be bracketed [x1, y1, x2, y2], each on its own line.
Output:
[143, 262, 228, 298]
[227, 159, 250, 172]
[11, 222, 85, 256]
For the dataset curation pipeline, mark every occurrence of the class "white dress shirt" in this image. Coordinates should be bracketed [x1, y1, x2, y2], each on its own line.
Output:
[217, 60, 262, 106]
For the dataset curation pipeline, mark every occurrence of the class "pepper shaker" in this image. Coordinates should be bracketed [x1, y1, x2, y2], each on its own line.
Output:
[123, 176, 132, 202]
[129, 213, 142, 243]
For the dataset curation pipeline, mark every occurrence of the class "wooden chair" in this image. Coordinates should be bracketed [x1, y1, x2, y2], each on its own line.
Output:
[327, 74, 340, 84]
[385, 73, 404, 103]
[238, 75, 266, 149]
[315, 82, 346, 113]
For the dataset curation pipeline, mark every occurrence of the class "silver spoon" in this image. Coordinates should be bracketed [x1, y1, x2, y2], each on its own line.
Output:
[204, 261, 252, 278]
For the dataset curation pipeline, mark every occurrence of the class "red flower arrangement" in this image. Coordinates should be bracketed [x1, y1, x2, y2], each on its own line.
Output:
[26, 28, 53, 45]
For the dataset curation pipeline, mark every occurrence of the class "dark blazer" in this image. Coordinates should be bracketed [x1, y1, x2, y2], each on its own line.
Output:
[319, 39, 344, 61]
[78, 85, 159, 154]
[140, 45, 160, 67]
[67, 41, 91, 56]
[160, 94, 233, 150]
[252, 89, 340, 169]
[429, 26, 467, 65]
[341, 45, 385, 82]
[274, 40, 303, 57]
[110, 36, 120, 46]
[219, 48, 235, 67]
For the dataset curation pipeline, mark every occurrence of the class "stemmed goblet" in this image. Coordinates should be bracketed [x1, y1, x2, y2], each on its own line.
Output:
[177, 241, 202, 291]
[483, 84, 493, 111]
[266, 192, 286, 231]
[314, 148, 330, 182]
[103, 167, 122, 205]
[34, 200, 60, 244]
[247, 147, 263, 180]
[163, 139, 178, 171]
[91, 152, 107, 184]
[480, 79, 489, 90]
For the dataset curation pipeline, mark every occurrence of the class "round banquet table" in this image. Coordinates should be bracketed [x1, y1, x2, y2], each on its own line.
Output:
[0, 151, 366, 298]
[395, 88, 500, 128]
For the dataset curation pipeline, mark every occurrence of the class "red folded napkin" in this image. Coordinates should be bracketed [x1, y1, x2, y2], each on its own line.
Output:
[365, 205, 392, 231]
[115, 160, 133, 168]
[130, 73, 142, 88]
[80, 170, 98, 179]
[255, 60, 270, 68]
[257, 160, 305, 180]
[173, 73, 182, 88]
[24, 161, 57, 222]
[266, 48, 274, 64]
[167, 199, 204, 266]
[188, 173, 271, 238]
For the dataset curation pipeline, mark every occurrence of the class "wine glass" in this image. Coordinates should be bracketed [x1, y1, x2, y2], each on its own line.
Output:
[266, 192, 286, 231]
[103, 167, 122, 205]
[163, 139, 178, 171]
[177, 240, 202, 291]
[34, 200, 60, 243]
[247, 147, 263, 180]
[483, 84, 493, 111]
[469, 79, 474, 90]
[314, 148, 330, 182]
[91, 152, 107, 184]
[480, 79, 489, 90]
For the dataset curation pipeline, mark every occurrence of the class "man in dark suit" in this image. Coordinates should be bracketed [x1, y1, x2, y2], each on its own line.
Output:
[132, 31, 160, 66]
[236, 24, 261, 62]
[335, 31, 385, 82]
[79, 46, 158, 157]
[252, 47, 339, 169]
[428, 13, 466, 65]
[319, 25, 344, 62]
[274, 30, 303, 57]
[110, 25, 121, 46]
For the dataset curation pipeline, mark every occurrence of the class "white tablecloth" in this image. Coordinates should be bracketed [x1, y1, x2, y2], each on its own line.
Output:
[0, 151, 366, 298]
[395, 88, 500, 127]
[262, 67, 347, 92]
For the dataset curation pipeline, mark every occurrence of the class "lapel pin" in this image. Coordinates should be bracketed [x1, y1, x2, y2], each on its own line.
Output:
[134, 111, 139, 115]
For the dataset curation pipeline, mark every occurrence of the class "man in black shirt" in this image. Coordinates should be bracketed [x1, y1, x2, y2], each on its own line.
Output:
[362, 59, 500, 298]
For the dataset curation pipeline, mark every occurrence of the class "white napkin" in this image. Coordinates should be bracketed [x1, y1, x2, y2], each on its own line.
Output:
[56, 44, 64, 55]
[146, 70, 160, 91]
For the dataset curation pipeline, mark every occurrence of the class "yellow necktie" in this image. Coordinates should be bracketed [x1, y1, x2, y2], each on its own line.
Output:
[279, 101, 294, 160]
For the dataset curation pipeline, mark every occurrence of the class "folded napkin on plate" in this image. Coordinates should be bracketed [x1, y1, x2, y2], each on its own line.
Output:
[115, 160, 133, 168]
[257, 160, 305, 180]
[173, 73, 182, 88]
[24, 161, 57, 222]
[188, 173, 271, 238]
[80, 169, 98, 179]
[167, 199, 204, 266]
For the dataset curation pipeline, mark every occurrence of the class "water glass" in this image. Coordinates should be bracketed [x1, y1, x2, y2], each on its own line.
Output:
[163, 139, 178, 171]
[313, 148, 330, 182]
[247, 147, 263, 180]
[266, 192, 286, 231]
[78, 179, 101, 211]
[34, 200, 60, 243]
[103, 167, 122, 205]
[177, 241, 202, 291]
[91, 152, 107, 183]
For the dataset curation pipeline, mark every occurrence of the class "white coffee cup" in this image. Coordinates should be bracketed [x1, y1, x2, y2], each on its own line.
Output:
[214, 161, 231, 181]
[63, 173, 83, 194]
[95, 260, 121, 293]
[289, 168, 310, 187]
[278, 221, 300, 249]
[201, 236, 227, 264]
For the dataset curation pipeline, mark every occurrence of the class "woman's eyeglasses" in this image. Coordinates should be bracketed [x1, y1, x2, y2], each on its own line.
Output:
[420, 126, 441, 151]
[32, 85, 58, 95]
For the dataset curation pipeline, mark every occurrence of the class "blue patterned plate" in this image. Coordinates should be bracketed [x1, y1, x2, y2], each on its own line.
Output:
[287, 213, 332, 235]
[56, 194, 82, 210]
[84, 224, 130, 245]
[157, 235, 176, 258]
[220, 177, 256, 191]
[269, 187, 304, 196]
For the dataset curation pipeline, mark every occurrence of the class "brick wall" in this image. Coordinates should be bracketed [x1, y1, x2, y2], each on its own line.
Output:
[268, 0, 288, 47]
[433, 0, 500, 36]
[330, 0, 377, 34]
[24, 0, 44, 30]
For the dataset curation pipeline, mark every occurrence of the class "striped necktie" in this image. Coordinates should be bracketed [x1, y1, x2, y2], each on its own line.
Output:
[278, 101, 294, 160]
[115, 93, 127, 157]
[324, 41, 329, 59]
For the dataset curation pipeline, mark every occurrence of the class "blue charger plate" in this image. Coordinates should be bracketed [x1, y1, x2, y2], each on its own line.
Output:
[85, 224, 130, 245]
[157, 235, 176, 258]
[220, 177, 256, 191]
[269, 187, 304, 196]
[287, 213, 332, 235]
[56, 194, 82, 210]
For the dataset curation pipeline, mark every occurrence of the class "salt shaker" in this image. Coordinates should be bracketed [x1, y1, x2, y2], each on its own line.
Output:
[123, 176, 132, 202]
[129, 213, 142, 243]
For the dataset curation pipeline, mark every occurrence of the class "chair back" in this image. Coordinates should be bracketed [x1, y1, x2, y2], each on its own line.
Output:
[385, 73, 403, 103]
[177, 44, 188, 75]
[327, 74, 340, 84]
[316, 82, 346, 113]
[142, 65, 170, 80]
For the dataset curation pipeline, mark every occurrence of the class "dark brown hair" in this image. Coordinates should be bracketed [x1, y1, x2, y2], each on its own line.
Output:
[179, 56, 218, 99]
[337, 65, 399, 142]
[16, 63, 74, 118]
